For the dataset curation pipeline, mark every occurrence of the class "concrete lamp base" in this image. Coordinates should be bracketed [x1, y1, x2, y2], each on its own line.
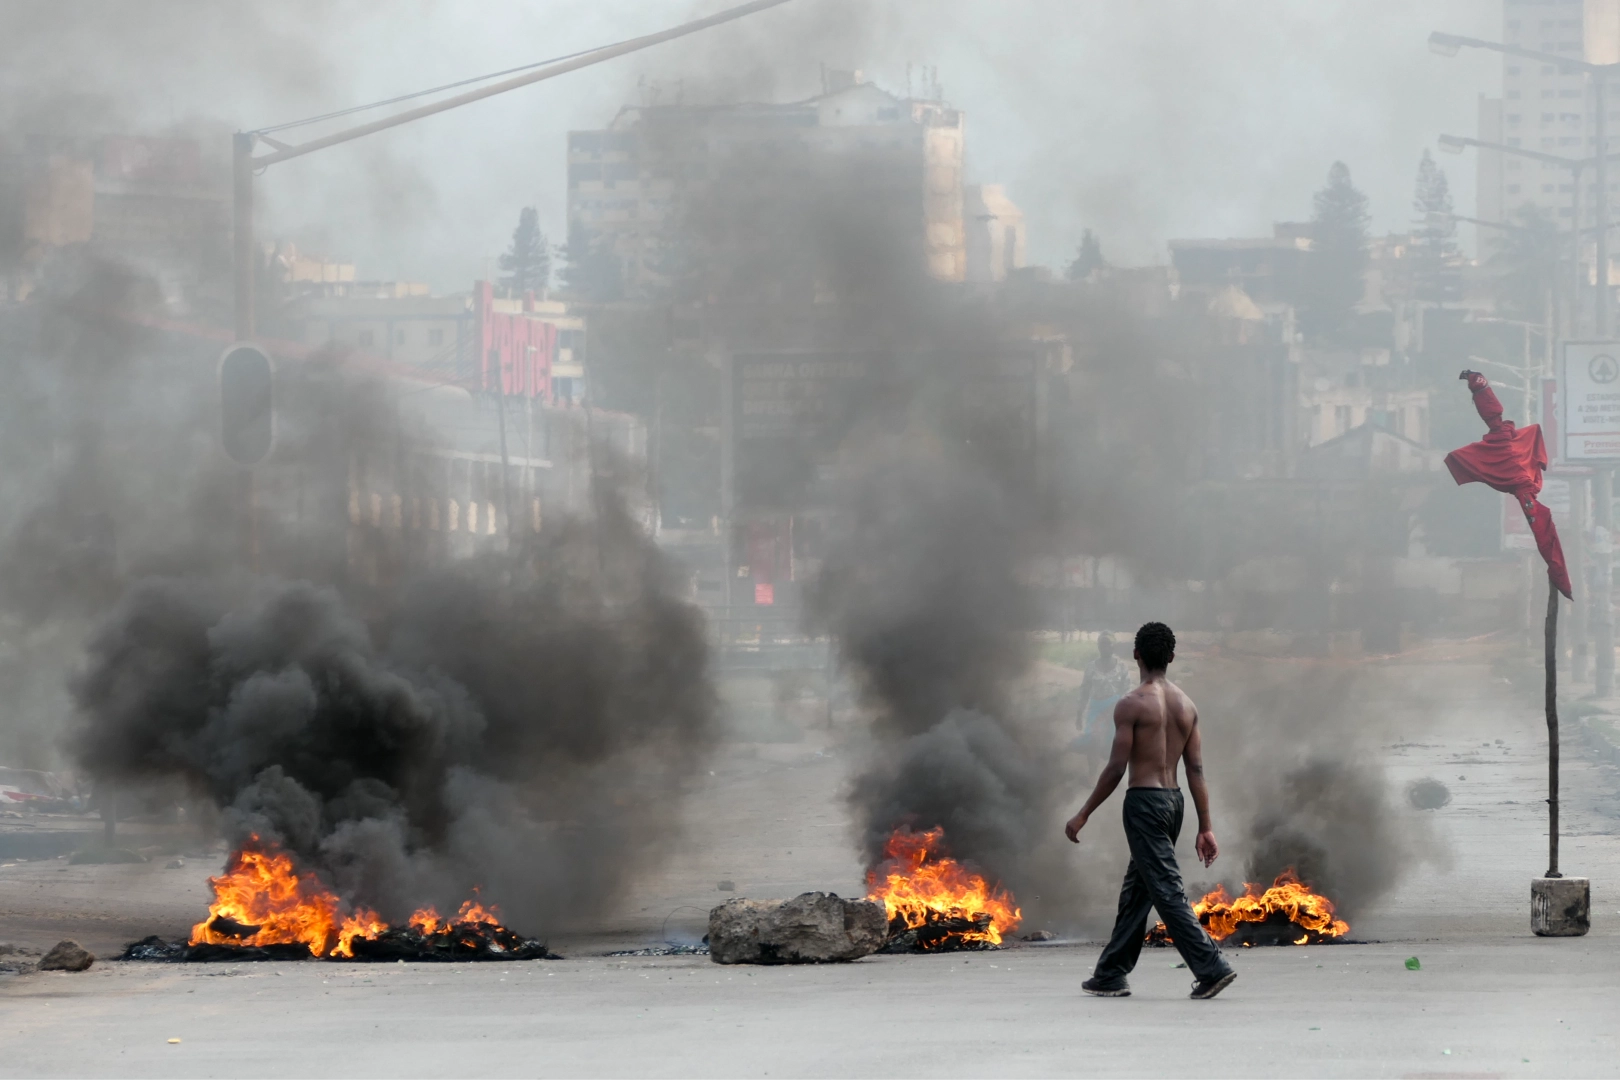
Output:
[1531, 877, 1590, 936]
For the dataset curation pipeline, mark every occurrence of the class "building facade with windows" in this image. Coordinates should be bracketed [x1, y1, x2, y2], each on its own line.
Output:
[1477, 0, 1620, 257]
[566, 74, 968, 296]
[293, 281, 588, 405]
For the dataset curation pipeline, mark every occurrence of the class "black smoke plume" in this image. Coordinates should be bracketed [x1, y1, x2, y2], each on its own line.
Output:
[1185, 664, 1437, 922]
[69, 494, 717, 928]
[1242, 758, 1404, 918]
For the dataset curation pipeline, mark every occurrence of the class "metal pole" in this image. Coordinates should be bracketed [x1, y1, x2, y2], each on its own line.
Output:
[232, 132, 255, 340]
[1596, 467, 1613, 696]
[1572, 163, 1585, 337]
[495, 390, 513, 544]
[228, 0, 793, 348]
[250, 0, 795, 169]
[1573, 476, 1589, 681]
[1545, 575, 1561, 878]
[1597, 78, 1616, 698]
[1598, 76, 1611, 336]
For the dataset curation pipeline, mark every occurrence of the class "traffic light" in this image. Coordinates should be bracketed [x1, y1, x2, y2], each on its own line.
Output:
[219, 344, 274, 465]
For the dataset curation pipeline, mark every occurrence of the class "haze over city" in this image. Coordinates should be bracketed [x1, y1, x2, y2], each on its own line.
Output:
[0, 2, 1616, 1077]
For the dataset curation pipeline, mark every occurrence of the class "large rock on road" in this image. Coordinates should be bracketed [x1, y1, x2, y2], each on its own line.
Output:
[709, 892, 888, 964]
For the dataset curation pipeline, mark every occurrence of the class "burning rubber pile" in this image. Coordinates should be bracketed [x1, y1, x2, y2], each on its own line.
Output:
[122, 838, 557, 963]
[1147, 869, 1349, 948]
[866, 827, 1022, 952]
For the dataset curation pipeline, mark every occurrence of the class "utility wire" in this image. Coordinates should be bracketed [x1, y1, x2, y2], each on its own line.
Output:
[254, 42, 610, 136]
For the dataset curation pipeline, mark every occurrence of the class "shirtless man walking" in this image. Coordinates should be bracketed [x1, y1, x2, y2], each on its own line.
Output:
[1064, 621, 1237, 1000]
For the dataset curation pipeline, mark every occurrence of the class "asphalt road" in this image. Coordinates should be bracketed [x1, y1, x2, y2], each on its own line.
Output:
[1, 653, 1617, 1077]
[0, 936, 1615, 1079]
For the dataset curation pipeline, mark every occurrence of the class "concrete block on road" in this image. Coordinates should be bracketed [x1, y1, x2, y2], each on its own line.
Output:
[1531, 877, 1590, 936]
[709, 892, 888, 964]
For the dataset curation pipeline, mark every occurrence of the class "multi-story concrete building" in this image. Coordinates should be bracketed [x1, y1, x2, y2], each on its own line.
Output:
[566, 74, 967, 295]
[294, 281, 588, 405]
[964, 183, 1026, 283]
[1476, 0, 1620, 259]
[1, 134, 228, 303]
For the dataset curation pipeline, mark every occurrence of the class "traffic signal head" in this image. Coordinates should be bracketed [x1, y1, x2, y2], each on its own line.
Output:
[219, 344, 274, 465]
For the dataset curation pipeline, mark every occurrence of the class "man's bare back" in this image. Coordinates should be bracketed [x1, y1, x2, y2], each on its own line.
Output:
[1118, 677, 1198, 791]
[1064, 636, 1216, 868]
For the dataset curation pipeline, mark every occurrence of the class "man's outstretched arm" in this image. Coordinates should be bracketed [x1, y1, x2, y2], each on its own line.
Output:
[1065, 702, 1133, 842]
[1184, 718, 1218, 867]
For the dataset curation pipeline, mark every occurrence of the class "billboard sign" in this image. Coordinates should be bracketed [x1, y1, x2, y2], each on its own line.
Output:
[1560, 341, 1620, 461]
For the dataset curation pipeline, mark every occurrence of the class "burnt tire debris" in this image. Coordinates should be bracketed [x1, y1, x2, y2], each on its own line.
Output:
[119, 925, 560, 963]
[878, 912, 1000, 954]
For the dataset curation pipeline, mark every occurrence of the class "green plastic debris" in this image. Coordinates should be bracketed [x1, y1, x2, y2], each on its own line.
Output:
[1404, 956, 1421, 970]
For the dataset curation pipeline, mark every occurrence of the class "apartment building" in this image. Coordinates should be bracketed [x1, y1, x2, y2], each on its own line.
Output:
[1477, 0, 1620, 258]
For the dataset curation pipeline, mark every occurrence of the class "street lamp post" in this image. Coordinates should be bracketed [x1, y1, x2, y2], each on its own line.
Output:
[1435, 32, 1606, 924]
[1434, 135, 1613, 337]
[229, 0, 794, 340]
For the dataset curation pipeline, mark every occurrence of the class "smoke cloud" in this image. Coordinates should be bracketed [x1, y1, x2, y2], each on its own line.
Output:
[0, 244, 719, 935]
[69, 497, 717, 928]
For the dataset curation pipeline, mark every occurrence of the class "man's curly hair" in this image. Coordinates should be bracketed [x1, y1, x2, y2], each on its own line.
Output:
[1135, 621, 1176, 671]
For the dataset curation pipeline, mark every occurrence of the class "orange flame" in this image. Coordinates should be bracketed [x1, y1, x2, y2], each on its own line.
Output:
[1150, 869, 1348, 946]
[188, 839, 386, 958]
[1195, 869, 1349, 943]
[407, 896, 501, 937]
[865, 827, 1022, 946]
[189, 837, 506, 958]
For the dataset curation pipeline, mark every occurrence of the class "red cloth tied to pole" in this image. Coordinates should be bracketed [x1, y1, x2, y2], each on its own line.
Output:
[1444, 372, 1572, 599]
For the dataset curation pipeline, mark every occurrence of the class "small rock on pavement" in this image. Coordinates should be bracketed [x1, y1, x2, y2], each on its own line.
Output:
[38, 940, 95, 972]
[1021, 930, 1057, 942]
[165, 858, 185, 869]
[709, 892, 888, 964]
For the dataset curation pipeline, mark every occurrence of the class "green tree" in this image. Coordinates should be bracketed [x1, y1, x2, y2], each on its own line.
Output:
[498, 207, 551, 297]
[1065, 228, 1106, 281]
[1410, 150, 1462, 304]
[1298, 161, 1370, 340]
[559, 220, 623, 303]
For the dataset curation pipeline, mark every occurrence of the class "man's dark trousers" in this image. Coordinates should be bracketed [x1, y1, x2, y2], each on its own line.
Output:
[1093, 787, 1231, 985]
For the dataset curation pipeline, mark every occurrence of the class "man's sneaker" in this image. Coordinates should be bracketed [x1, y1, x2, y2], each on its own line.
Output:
[1082, 977, 1130, 997]
[1189, 970, 1237, 1000]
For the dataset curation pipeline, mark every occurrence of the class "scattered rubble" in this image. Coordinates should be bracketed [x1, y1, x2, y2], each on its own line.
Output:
[0, 943, 41, 974]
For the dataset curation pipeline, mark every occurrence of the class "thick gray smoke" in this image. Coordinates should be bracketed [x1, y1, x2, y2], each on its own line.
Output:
[1243, 758, 1404, 918]
[69, 496, 717, 928]
[1184, 664, 1436, 921]
[0, 254, 719, 934]
[807, 431, 1055, 892]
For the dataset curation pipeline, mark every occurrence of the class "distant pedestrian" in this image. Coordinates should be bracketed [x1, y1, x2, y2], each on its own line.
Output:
[1065, 622, 1236, 1000]
[1073, 632, 1134, 764]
